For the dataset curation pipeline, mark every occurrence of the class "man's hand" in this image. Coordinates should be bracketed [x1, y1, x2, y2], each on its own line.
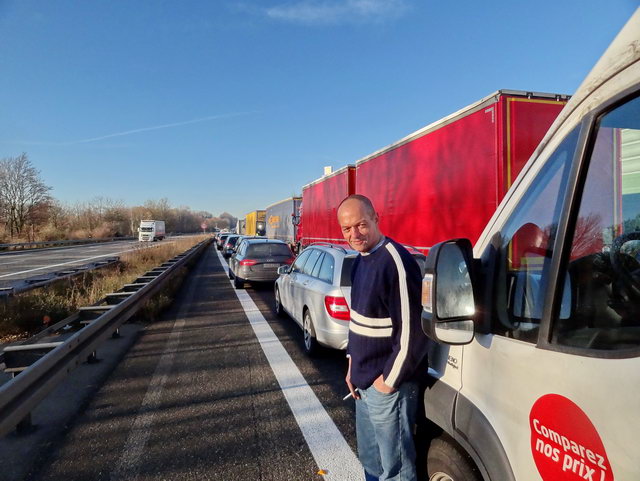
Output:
[372, 374, 396, 394]
[346, 357, 360, 400]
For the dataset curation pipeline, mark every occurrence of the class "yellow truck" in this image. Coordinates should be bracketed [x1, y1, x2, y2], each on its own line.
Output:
[245, 210, 266, 236]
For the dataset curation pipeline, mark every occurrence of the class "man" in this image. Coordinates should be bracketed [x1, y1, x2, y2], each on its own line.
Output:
[337, 194, 428, 481]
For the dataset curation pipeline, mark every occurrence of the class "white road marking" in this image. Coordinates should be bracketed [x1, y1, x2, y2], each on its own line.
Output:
[110, 254, 199, 481]
[217, 250, 362, 480]
[0, 259, 26, 266]
[0, 247, 148, 279]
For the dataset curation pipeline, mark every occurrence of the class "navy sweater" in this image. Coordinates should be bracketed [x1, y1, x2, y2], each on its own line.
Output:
[347, 237, 429, 389]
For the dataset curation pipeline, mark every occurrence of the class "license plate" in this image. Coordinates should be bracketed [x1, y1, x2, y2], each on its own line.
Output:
[263, 263, 278, 268]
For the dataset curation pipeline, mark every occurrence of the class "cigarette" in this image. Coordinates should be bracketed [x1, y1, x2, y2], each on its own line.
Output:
[342, 389, 359, 400]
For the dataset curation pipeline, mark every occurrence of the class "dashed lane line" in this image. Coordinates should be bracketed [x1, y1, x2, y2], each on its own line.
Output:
[217, 249, 362, 481]
[0, 246, 151, 279]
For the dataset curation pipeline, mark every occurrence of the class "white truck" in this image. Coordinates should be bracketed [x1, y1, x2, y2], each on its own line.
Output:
[420, 9, 640, 481]
[138, 220, 166, 242]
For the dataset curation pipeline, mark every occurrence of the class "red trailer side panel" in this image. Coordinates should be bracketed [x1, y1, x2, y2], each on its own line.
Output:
[503, 97, 567, 191]
[356, 104, 499, 251]
[300, 166, 355, 246]
[356, 93, 566, 252]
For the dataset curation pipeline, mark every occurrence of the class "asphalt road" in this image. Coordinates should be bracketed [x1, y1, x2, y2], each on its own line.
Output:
[0, 239, 175, 289]
[21, 244, 360, 481]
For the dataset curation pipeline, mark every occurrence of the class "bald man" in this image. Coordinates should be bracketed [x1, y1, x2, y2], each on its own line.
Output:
[337, 194, 428, 481]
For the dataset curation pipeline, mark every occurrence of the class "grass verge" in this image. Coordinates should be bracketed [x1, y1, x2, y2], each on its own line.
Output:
[0, 236, 209, 342]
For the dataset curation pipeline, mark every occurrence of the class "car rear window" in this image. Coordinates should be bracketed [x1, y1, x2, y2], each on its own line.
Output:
[318, 254, 335, 284]
[340, 257, 356, 286]
[303, 249, 323, 276]
[311, 253, 325, 278]
[246, 243, 292, 257]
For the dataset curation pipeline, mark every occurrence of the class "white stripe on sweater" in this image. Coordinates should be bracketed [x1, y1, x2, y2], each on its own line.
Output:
[384, 243, 411, 387]
[349, 322, 393, 338]
[351, 310, 392, 328]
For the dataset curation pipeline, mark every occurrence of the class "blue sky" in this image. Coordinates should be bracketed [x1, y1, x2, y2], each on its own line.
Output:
[0, 1, 637, 218]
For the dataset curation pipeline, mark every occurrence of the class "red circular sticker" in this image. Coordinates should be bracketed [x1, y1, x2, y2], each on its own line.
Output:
[530, 394, 613, 481]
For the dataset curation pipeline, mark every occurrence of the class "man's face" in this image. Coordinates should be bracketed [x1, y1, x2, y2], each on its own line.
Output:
[337, 199, 382, 253]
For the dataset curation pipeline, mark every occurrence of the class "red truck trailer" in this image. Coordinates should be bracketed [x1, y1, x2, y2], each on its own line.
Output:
[298, 165, 356, 249]
[355, 90, 568, 252]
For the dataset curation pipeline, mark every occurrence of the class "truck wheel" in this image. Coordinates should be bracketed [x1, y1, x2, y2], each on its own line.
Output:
[274, 287, 284, 317]
[234, 275, 244, 289]
[427, 435, 481, 481]
[302, 310, 320, 356]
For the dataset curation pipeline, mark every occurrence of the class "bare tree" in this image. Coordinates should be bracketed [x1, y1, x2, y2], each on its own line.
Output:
[219, 212, 237, 229]
[0, 153, 52, 238]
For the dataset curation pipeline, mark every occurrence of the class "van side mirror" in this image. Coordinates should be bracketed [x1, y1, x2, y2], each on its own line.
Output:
[421, 239, 476, 345]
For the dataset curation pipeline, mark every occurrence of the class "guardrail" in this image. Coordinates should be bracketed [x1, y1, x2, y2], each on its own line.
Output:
[0, 238, 211, 436]
[0, 236, 136, 252]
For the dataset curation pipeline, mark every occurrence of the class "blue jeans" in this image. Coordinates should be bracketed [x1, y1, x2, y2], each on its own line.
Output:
[356, 382, 419, 481]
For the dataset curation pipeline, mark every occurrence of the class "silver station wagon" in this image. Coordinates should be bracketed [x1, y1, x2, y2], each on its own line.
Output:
[228, 238, 295, 289]
[274, 243, 357, 356]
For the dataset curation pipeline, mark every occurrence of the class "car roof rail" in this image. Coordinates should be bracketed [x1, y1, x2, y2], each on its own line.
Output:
[247, 237, 282, 243]
[307, 242, 348, 253]
[402, 244, 426, 256]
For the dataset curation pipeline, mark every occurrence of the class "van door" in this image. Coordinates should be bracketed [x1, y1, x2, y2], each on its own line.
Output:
[461, 94, 640, 480]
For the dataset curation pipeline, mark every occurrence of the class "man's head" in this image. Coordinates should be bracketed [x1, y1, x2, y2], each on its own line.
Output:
[337, 195, 383, 253]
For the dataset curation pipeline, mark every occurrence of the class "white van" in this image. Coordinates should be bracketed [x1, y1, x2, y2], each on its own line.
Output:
[420, 10, 640, 481]
[138, 220, 166, 242]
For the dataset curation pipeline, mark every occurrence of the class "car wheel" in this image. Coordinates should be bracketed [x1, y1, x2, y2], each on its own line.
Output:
[274, 287, 285, 317]
[302, 310, 320, 356]
[427, 435, 481, 481]
[234, 275, 244, 289]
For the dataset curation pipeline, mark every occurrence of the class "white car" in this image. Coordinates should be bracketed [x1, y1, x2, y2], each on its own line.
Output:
[275, 244, 356, 355]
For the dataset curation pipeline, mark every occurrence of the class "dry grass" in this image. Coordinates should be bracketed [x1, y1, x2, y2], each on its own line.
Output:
[0, 236, 208, 341]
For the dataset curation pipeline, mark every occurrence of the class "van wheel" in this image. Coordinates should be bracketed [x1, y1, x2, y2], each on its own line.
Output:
[303, 310, 320, 356]
[274, 287, 284, 317]
[427, 435, 481, 481]
[234, 275, 244, 289]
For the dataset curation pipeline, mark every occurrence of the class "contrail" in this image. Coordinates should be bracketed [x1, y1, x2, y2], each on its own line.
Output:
[67, 111, 255, 144]
[1, 111, 256, 146]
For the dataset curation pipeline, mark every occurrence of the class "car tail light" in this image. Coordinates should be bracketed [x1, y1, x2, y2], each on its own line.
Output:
[324, 296, 350, 321]
[285, 257, 294, 265]
[240, 259, 258, 266]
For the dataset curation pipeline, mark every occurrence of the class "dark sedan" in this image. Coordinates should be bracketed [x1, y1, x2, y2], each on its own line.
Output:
[228, 238, 294, 289]
[222, 234, 245, 258]
[216, 233, 231, 250]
